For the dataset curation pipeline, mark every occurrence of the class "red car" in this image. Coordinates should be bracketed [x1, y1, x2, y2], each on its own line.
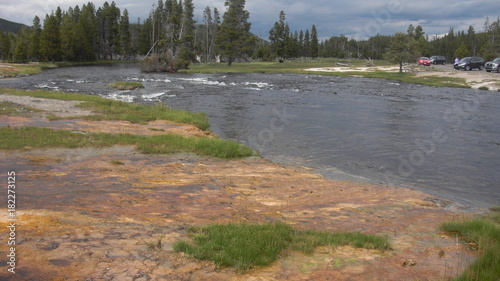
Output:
[418, 57, 431, 66]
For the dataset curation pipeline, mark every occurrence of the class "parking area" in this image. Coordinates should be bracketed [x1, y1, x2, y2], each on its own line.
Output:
[417, 63, 500, 91]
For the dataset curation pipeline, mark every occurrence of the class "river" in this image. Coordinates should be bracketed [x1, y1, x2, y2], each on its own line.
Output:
[1, 63, 499, 209]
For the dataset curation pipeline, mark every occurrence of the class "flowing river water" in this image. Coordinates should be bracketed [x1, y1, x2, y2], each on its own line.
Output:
[1, 63, 499, 209]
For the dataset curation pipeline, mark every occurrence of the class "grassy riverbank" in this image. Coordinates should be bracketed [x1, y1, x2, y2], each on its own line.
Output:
[0, 88, 210, 130]
[182, 59, 469, 88]
[0, 60, 131, 78]
[0, 89, 254, 158]
[0, 126, 253, 159]
[2, 59, 471, 88]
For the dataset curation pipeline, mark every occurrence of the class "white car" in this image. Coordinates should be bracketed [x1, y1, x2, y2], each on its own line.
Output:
[485, 58, 500, 73]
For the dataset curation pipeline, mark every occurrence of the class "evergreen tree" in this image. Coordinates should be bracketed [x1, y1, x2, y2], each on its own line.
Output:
[303, 29, 310, 57]
[384, 32, 418, 72]
[13, 27, 30, 63]
[28, 16, 42, 61]
[215, 0, 255, 66]
[78, 3, 98, 61]
[0, 31, 12, 61]
[455, 42, 469, 58]
[60, 12, 77, 61]
[97, 1, 120, 59]
[138, 17, 153, 55]
[269, 11, 286, 59]
[40, 14, 61, 61]
[309, 25, 319, 58]
[298, 30, 304, 57]
[120, 9, 131, 58]
[178, 0, 196, 66]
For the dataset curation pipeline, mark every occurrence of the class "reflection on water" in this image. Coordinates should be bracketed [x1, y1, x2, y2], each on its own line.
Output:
[2, 63, 499, 209]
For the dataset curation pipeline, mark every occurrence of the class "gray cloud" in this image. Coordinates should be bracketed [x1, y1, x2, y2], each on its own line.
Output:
[1, 0, 498, 40]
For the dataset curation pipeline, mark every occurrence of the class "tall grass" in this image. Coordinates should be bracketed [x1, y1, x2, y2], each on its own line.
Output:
[173, 222, 389, 272]
[0, 89, 210, 130]
[440, 208, 500, 281]
[137, 134, 254, 159]
[0, 127, 254, 159]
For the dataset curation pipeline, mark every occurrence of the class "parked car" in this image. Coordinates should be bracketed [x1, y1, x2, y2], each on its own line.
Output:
[429, 55, 446, 65]
[485, 57, 500, 73]
[455, 56, 485, 70]
[418, 57, 431, 66]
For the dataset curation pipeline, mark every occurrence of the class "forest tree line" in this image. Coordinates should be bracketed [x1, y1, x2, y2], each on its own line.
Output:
[0, 0, 499, 65]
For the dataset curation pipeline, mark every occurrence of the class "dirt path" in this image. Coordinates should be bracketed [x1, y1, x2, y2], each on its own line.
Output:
[0, 95, 477, 280]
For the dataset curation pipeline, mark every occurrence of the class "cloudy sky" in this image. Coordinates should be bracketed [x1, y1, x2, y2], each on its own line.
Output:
[1, 0, 499, 40]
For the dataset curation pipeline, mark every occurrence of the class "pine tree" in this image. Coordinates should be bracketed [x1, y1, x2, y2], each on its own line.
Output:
[13, 27, 30, 63]
[203, 6, 213, 61]
[384, 32, 418, 72]
[455, 42, 469, 58]
[40, 14, 61, 61]
[28, 16, 42, 61]
[120, 9, 131, 58]
[269, 11, 286, 59]
[215, 0, 255, 66]
[178, 0, 196, 67]
[303, 29, 310, 58]
[309, 25, 319, 58]
[78, 3, 98, 61]
[0, 31, 12, 61]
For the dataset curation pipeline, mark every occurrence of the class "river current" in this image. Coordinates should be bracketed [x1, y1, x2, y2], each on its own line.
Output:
[1, 63, 499, 209]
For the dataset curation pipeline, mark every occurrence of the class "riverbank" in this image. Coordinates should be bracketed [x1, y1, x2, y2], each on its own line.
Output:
[0, 89, 480, 280]
[183, 59, 498, 90]
[4, 59, 499, 91]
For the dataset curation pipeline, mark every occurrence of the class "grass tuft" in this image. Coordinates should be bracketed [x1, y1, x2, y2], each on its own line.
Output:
[107, 81, 144, 90]
[173, 222, 389, 272]
[440, 211, 500, 281]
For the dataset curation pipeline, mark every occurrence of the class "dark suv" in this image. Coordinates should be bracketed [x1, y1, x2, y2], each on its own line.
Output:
[455, 56, 485, 70]
[429, 55, 446, 65]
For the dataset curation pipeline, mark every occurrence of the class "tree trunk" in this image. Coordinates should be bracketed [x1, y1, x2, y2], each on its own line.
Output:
[399, 62, 403, 73]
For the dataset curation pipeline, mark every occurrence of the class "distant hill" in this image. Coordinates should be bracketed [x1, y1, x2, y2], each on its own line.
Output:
[0, 18, 27, 34]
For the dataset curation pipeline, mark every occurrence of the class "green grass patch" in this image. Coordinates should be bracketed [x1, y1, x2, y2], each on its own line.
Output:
[173, 222, 390, 272]
[138, 134, 254, 159]
[0, 126, 253, 159]
[0, 63, 54, 77]
[107, 81, 144, 90]
[183, 58, 385, 74]
[0, 89, 210, 131]
[440, 209, 500, 281]
[0, 101, 44, 117]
